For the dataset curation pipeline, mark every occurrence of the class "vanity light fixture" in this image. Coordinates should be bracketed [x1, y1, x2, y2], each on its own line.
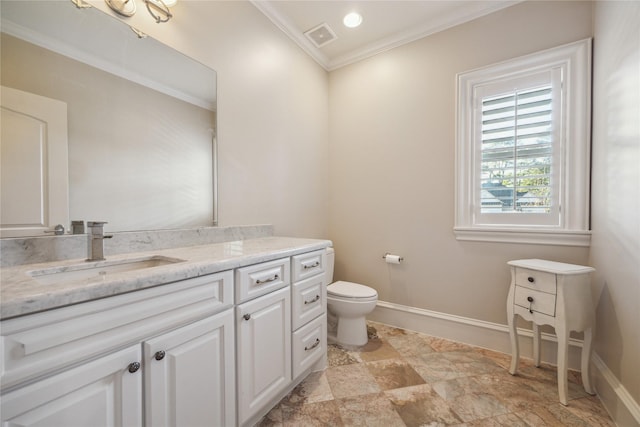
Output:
[343, 12, 363, 28]
[71, 0, 92, 9]
[105, 0, 136, 17]
[104, 0, 176, 23]
[144, 0, 174, 23]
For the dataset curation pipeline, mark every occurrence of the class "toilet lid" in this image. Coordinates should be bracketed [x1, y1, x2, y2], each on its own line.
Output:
[328, 281, 378, 299]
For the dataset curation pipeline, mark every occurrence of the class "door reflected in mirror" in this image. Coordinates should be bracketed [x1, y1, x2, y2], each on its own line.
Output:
[0, 0, 217, 237]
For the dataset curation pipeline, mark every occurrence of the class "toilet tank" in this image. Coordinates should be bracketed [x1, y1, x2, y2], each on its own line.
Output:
[325, 247, 335, 284]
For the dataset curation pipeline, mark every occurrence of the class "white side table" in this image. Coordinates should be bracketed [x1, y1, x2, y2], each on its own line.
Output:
[506, 259, 596, 405]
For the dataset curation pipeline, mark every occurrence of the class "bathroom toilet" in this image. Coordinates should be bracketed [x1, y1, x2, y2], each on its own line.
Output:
[325, 247, 378, 347]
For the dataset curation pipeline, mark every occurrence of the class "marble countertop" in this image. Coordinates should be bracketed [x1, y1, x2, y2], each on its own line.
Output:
[1, 236, 331, 320]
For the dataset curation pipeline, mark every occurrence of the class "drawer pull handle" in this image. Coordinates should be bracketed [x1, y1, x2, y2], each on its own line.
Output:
[528, 277, 535, 283]
[305, 338, 320, 351]
[243, 314, 251, 321]
[303, 261, 320, 270]
[527, 296, 534, 313]
[128, 362, 141, 373]
[154, 351, 166, 361]
[256, 274, 279, 285]
[304, 295, 320, 305]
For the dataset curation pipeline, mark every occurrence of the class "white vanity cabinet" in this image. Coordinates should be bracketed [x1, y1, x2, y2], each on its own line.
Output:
[0, 270, 235, 427]
[235, 251, 328, 427]
[0, 344, 143, 426]
[1, 242, 331, 427]
[144, 310, 235, 427]
[291, 250, 326, 379]
[235, 258, 292, 426]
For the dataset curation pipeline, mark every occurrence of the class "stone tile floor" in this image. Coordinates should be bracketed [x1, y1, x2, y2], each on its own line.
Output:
[258, 321, 615, 426]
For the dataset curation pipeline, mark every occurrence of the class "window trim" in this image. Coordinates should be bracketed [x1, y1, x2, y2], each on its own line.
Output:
[454, 39, 592, 247]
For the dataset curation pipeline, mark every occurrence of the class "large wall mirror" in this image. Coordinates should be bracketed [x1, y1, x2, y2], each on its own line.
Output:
[0, 0, 217, 237]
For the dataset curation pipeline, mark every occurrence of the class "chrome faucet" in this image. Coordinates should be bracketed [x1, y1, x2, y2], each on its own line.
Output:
[87, 221, 112, 261]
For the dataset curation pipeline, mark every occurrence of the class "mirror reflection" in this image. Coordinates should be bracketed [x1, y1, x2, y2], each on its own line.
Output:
[0, 1, 217, 237]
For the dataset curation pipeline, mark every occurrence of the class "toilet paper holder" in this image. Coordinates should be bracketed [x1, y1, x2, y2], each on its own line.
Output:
[382, 253, 404, 263]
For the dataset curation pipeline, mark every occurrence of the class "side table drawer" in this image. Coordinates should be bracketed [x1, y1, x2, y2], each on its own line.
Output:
[514, 286, 556, 317]
[515, 267, 557, 294]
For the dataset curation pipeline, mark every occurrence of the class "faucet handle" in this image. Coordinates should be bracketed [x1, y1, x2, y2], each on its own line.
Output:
[87, 221, 108, 227]
[44, 224, 66, 235]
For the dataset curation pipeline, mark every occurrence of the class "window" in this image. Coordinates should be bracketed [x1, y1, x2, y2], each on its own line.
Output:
[455, 39, 592, 246]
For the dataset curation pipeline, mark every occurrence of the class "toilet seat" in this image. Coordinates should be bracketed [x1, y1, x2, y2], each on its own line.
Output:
[328, 281, 377, 299]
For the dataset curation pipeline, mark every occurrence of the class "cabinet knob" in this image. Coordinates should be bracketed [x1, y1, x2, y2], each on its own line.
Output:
[128, 362, 141, 373]
[527, 296, 534, 313]
[243, 313, 251, 321]
[154, 350, 166, 361]
[528, 277, 535, 283]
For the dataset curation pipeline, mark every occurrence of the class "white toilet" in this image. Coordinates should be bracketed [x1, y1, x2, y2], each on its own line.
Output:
[325, 247, 378, 347]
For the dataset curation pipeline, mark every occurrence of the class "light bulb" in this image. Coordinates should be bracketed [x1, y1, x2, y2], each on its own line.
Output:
[343, 12, 363, 28]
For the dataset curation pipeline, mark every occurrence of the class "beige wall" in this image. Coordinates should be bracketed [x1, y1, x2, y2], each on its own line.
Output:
[91, 0, 330, 239]
[328, 1, 593, 325]
[591, 0, 640, 416]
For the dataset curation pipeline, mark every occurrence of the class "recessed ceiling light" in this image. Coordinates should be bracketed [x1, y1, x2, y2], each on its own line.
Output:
[343, 12, 363, 28]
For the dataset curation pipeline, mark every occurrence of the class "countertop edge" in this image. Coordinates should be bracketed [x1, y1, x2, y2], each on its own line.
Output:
[1, 237, 332, 320]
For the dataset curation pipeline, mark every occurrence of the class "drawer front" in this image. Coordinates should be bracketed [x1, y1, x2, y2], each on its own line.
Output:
[514, 286, 556, 317]
[1, 270, 233, 392]
[292, 314, 325, 379]
[515, 267, 557, 294]
[235, 258, 290, 303]
[291, 250, 326, 282]
[292, 275, 326, 331]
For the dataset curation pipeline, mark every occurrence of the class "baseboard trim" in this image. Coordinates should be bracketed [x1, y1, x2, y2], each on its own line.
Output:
[370, 300, 640, 427]
[592, 353, 640, 426]
[370, 300, 584, 369]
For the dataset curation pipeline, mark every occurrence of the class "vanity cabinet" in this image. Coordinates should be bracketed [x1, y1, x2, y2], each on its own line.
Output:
[235, 258, 292, 426]
[0, 345, 143, 426]
[1, 270, 235, 426]
[235, 251, 327, 427]
[144, 310, 235, 427]
[1, 244, 330, 427]
[291, 250, 326, 379]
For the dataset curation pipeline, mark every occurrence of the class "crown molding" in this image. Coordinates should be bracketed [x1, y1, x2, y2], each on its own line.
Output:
[249, 0, 330, 70]
[252, 1, 522, 72]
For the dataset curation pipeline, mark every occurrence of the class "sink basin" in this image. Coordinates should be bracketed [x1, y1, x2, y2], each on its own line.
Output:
[28, 256, 186, 285]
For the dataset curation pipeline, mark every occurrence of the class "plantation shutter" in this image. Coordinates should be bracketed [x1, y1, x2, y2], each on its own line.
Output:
[480, 86, 553, 213]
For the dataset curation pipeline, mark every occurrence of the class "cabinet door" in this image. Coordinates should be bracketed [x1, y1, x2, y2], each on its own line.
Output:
[237, 287, 291, 426]
[1, 345, 141, 426]
[144, 310, 235, 427]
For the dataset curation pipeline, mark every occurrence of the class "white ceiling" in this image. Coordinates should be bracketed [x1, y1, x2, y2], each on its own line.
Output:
[252, 0, 521, 71]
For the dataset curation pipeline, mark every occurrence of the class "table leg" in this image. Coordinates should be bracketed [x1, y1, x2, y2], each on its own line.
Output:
[557, 322, 569, 405]
[533, 323, 541, 367]
[581, 327, 595, 395]
[507, 286, 519, 375]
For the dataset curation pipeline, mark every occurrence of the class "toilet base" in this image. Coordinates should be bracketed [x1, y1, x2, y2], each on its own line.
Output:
[334, 316, 369, 347]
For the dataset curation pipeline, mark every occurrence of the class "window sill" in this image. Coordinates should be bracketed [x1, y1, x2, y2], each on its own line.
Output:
[453, 227, 591, 247]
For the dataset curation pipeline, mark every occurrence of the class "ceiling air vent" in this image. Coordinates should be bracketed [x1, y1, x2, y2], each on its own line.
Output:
[304, 23, 337, 48]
